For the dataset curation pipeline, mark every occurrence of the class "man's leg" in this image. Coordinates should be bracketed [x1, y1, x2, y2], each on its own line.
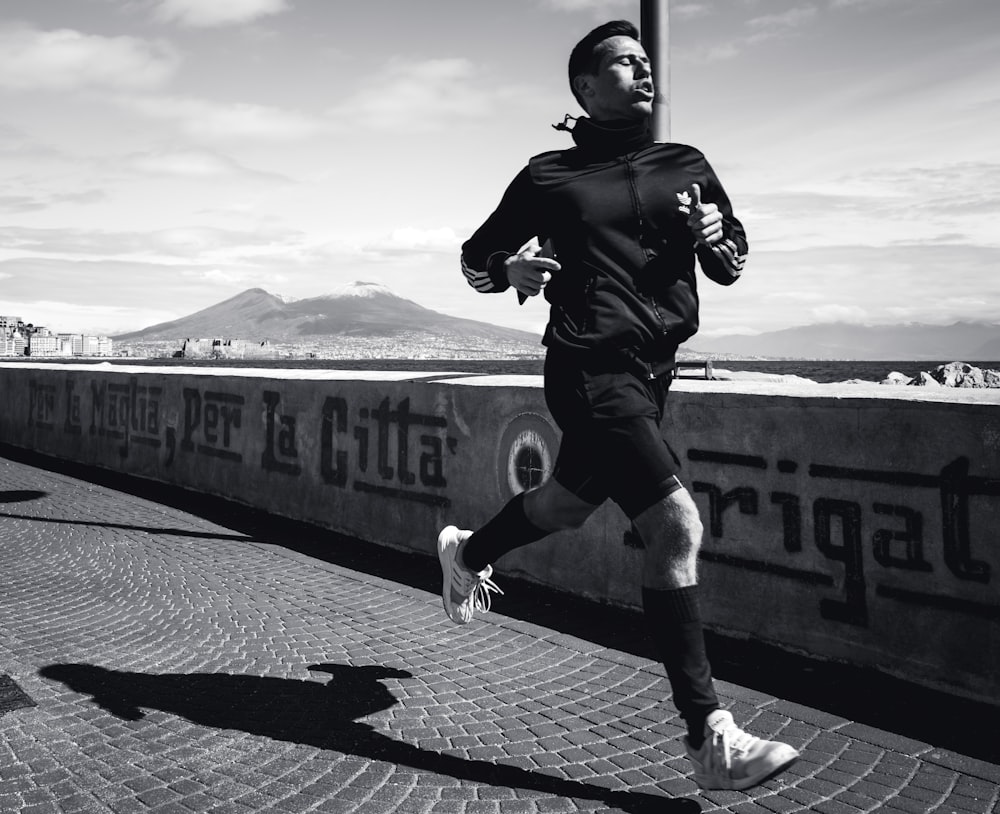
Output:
[633, 486, 799, 791]
[632, 486, 718, 745]
[438, 477, 600, 625]
[463, 478, 599, 570]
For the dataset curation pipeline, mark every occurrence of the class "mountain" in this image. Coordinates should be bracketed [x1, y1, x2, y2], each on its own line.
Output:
[115, 286, 1000, 362]
[112, 282, 542, 348]
[686, 321, 1000, 361]
[115, 288, 289, 341]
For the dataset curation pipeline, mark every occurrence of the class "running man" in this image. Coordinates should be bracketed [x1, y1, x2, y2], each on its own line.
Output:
[439, 20, 799, 792]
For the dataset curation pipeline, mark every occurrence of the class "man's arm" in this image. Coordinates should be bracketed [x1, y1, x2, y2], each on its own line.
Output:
[460, 167, 557, 298]
[685, 160, 748, 286]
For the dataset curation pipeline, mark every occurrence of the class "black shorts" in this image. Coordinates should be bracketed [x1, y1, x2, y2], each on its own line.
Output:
[544, 348, 683, 519]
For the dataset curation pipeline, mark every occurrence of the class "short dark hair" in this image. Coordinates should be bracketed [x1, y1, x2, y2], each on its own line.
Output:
[567, 20, 640, 108]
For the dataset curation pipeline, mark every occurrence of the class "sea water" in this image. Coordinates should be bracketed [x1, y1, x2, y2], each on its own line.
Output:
[43, 356, 1000, 384]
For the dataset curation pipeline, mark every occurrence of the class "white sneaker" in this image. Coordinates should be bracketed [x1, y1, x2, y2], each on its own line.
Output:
[685, 709, 799, 791]
[437, 526, 503, 625]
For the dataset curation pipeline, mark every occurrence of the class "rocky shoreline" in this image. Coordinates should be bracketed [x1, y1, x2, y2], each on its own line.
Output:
[878, 361, 1000, 388]
[710, 360, 1000, 388]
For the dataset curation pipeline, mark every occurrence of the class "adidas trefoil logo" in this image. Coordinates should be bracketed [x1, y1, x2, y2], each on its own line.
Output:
[676, 190, 692, 214]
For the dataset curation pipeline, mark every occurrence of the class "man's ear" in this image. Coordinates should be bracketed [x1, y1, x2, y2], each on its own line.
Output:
[572, 73, 595, 102]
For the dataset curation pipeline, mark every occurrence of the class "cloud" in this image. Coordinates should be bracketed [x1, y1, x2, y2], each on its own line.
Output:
[536, 0, 707, 21]
[744, 161, 1000, 249]
[829, 0, 907, 8]
[333, 58, 505, 131]
[809, 303, 869, 323]
[0, 123, 61, 157]
[746, 6, 819, 43]
[378, 227, 462, 255]
[0, 224, 306, 263]
[0, 23, 179, 91]
[115, 94, 326, 141]
[151, 227, 283, 257]
[0, 190, 106, 214]
[864, 162, 1000, 217]
[152, 0, 290, 27]
[700, 242, 1000, 331]
[684, 5, 818, 61]
[763, 291, 825, 303]
[538, 0, 632, 11]
[122, 148, 289, 182]
[183, 268, 252, 284]
[111, 60, 538, 141]
[674, 3, 713, 20]
[0, 195, 56, 214]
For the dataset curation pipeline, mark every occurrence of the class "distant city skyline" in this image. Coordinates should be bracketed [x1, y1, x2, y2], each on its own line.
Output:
[1, 0, 998, 338]
[0, 313, 113, 357]
[1, 311, 109, 334]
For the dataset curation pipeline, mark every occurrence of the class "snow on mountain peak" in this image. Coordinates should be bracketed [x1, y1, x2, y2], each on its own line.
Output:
[325, 281, 396, 299]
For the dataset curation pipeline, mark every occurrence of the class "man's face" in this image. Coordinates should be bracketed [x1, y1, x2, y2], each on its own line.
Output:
[577, 36, 653, 121]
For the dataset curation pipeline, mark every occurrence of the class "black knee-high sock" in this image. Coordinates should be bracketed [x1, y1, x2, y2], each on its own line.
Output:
[641, 585, 720, 748]
[461, 493, 550, 573]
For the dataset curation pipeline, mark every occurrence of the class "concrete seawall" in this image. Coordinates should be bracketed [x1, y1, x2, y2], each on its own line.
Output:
[2, 361, 998, 705]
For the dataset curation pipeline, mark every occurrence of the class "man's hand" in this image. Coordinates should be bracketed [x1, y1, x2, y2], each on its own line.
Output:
[505, 237, 561, 298]
[684, 183, 724, 247]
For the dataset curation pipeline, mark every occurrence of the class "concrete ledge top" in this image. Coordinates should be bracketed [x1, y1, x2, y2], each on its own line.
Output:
[3, 361, 998, 404]
[428, 374, 546, 388]
[672, 378, 1000, 404]
[0, 362, 457, 382]
[423, 373, 1000, 404]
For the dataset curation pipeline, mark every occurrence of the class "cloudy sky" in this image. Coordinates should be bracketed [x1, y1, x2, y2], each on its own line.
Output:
[1, 0, 997, 339]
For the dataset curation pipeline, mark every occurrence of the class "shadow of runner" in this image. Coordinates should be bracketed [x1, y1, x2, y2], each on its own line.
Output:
[39, 662, 700, 813]
[0, 490, 48, 503]
[0, 511, 260, 542]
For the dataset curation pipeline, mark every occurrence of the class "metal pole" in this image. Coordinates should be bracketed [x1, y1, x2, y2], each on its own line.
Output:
[640, 0, 670, 142]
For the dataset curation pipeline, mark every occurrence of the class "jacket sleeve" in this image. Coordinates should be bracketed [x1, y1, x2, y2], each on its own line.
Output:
[460, 166, 540, 295]
[695, 157, 748, 286]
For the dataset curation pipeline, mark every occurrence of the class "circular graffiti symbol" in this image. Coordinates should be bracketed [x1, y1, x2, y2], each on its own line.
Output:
[515, 444, 545, 491]
[508, 429, 551, 493]
[496, 413, 558, 501]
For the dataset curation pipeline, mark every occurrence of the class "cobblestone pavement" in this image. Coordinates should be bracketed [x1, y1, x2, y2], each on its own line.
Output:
[2, 452, 999, 814]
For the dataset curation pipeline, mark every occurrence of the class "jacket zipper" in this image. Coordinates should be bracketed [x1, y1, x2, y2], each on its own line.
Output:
[624, 157, 669, 338]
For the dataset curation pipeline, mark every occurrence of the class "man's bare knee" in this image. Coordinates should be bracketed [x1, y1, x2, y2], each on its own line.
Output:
[637, 487, 701, 536]
[634, 488, 704, 588]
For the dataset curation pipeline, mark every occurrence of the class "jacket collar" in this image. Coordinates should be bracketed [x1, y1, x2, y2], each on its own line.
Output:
[567, 116, 654, 158]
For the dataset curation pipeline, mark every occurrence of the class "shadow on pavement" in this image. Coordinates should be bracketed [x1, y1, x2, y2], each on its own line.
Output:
[39, 661, 700, 814]
[0, 489, 48, 503]
[0, 510, 262, 543]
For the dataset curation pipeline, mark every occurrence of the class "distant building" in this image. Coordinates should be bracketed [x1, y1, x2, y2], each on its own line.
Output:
[1, 316, 26, 356]
[46, 333, 114, 357]
[1, 331, 26, 357]
[180, 337, 271, 359]
[56, 334, 76, 356]
[0, 315, 24, 335]
[2, 318, 112, 358]
[27, 332, 58, 356]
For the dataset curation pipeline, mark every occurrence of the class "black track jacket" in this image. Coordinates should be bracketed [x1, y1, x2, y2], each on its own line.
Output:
[461, 117, 747, 369]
